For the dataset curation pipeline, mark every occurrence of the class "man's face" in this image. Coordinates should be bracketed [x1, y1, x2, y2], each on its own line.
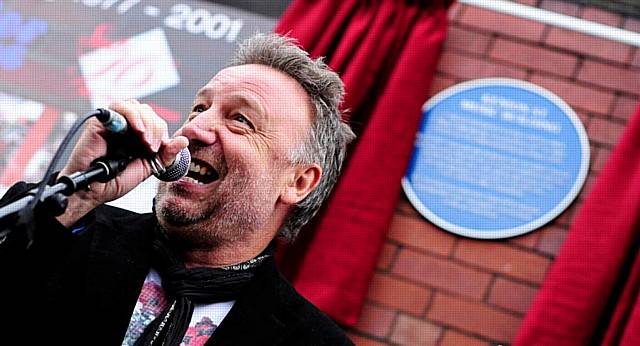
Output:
[155, 64, 313, 247]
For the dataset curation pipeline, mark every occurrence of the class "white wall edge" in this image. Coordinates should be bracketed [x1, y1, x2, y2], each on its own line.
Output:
[459, 0, 640, 48]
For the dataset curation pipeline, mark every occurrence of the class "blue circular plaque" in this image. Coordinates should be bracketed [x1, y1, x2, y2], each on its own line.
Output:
[402, 78, 589, 239]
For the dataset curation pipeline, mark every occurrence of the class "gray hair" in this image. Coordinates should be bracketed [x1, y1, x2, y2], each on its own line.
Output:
[228, 33, 356, 242]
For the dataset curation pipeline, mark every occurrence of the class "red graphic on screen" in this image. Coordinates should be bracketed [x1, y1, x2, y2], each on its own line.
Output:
[0, 21, 185, 190]
[77, 26, 182, 122]
[0, 102, 60, 187]
[77, 23, 126, 53]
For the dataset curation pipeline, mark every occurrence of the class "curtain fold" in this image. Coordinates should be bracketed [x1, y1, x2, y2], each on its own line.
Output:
[274, 0, 451, 326]
[515, 105, 640, 345]
[603, 256, 640, 345]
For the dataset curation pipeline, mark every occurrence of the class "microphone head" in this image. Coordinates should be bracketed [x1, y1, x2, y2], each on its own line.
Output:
[153, 148, 191, 182]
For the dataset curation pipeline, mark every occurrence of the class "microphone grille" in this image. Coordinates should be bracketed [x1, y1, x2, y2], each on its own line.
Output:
[155, 148, 191, 182]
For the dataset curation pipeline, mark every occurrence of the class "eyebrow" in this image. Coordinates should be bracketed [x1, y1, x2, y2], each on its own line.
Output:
[195, 86, 213, 99]
[227, 93, 266, 120]
[196, 86, 267, 120]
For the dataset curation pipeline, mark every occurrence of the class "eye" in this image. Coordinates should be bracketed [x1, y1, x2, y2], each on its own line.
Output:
[192, 104, 206, 113]
[232, 114, 254, 129]
[188, 104, 206, 120]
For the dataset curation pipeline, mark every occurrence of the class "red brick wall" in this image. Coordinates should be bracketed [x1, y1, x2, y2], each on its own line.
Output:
[345, 1, 640, 345]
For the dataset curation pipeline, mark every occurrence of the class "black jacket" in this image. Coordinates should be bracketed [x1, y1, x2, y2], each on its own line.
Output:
[0, 182, 353, 345]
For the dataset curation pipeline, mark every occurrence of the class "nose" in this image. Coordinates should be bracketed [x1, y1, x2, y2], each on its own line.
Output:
[175, 114, 218, 146]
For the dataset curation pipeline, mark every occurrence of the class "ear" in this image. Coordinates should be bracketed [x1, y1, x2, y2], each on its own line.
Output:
[280, 163, 322, 205]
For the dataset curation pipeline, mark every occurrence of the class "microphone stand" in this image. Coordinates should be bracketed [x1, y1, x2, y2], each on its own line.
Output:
[0, 156, 130, 246]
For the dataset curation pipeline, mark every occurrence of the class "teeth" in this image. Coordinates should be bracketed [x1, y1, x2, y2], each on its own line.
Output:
[189, 162, 210, 175]
[186, 161, 217, 185]
[183, 176, 204, 185]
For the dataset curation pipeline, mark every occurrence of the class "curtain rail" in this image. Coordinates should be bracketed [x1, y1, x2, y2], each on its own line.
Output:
[459, 0, 640, 47]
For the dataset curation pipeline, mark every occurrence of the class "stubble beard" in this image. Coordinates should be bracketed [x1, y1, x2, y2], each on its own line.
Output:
[155, 164, 275, 249]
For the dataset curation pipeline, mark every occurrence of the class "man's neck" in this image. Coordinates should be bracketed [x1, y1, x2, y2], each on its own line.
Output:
[181, 240, 272, 268]
[156, 206, 286, 268]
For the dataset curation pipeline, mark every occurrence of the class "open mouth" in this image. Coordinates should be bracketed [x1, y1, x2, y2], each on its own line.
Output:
[183, 158, 219, 185]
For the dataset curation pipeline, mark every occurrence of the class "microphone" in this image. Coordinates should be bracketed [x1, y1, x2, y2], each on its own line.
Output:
[95, 108, 190, 182]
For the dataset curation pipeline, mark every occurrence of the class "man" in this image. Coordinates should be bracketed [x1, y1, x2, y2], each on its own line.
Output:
[0, 33, 355, 345]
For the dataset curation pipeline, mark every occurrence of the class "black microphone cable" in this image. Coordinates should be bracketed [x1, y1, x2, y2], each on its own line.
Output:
[3, 108, 188, 247]
[27, 109, 101, 213]
[1, 109, 101, 247]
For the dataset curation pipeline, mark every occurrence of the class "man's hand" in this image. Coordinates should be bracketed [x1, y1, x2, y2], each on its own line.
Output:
[56, 100, 188, 228]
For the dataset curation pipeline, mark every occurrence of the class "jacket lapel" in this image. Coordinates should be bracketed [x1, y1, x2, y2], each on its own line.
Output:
[208, 260, 291, 345]
[85, 207, 154, 344]
[82, 208, 294, 345]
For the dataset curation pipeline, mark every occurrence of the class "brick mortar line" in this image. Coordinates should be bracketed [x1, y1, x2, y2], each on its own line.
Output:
[459, 0, 640, 47]
[399, 246, 553, 286]
[363, 279, 533, 342]
[453, 22, 543, 45]
[590, 112, 629, 125]
[441, 41, 493, 60]
[571, 54, 584, 80]
[450, 237, 461, 260]
[422, 282, 437, 319]
[565, 50, 635, 72]
[434, 326, 447, 346]
[394, 205, 422, 218]
[492, 272, 542, 290]
[427, 289, 527, 328]
[451, 21, 638, 69]
[610, 93, 640, 120]
[390, 231, 558, 261]
[378, 270, 451, 297]
[483, 274, 499, 302]
[522, 69, 634, 110]
[384, 310, 400, 342]
[345, 329, 390, 345]
[437, 326, 508, 346]
[385, 236, 458, 260]
[625, 45, 636, 64]
[430, 70, 606, 107]
[574, 75, 640, 98]
[352, 300, 400, 341]
[484, 32, 499, 57]
[379, 241, 402, 273]
[448, 43, 635, 89]
[587, 139, 620, 150]
[455, 2, 468, 22]
[531, 224, 545, 251]
[385, 259, 548, 310]
[375, 231, 560, 287]
[422, 314, 514, 346]
[540, 16, 551, 43]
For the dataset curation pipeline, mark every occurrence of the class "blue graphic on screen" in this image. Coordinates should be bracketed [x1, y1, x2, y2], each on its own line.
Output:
[403, 81, 588, 238]
[0, 1, 48, 70]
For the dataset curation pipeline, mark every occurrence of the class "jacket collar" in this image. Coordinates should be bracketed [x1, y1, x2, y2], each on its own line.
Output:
[85, 208, 155, 344]
[86, 208, 294, 345]
[206, 257, 294, 345]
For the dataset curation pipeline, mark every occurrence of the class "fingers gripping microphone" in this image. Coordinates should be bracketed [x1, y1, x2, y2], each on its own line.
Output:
[95, 108, 190, 182]
[149, 148, 191, 182]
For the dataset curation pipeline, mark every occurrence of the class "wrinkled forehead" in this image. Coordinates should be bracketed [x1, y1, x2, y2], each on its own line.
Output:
[206, 64, 314, 146]
[205, 64, 306, 96]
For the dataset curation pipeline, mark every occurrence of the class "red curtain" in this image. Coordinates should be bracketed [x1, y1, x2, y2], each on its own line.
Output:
[515, 105, 640, 345]
[274, 0, 451, 326]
